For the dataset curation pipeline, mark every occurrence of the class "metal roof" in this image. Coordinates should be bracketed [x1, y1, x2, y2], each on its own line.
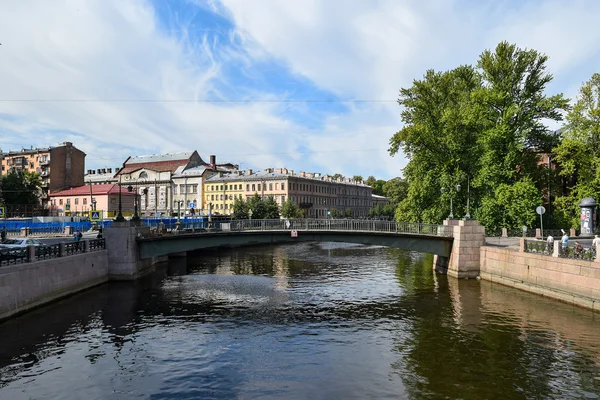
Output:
[126, 152, 194, 164]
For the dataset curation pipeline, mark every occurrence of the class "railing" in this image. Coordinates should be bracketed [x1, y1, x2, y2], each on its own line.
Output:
[0, 247, 30, 266]
[35, 244, 61, 260]
[0, 239, 106, 267]
[64, 241, 85, 256]
[525, 239, 597, 261]
[88, 238, 105, 251]
[155, 219, 453, 237]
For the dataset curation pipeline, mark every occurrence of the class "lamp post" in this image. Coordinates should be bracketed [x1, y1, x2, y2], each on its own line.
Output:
[441, 182, 461, 220]
[175, 200, 183, 231]
[114, 175, 125, 222]
[128, 185, 140, 221]
[464, 176, 471, 220]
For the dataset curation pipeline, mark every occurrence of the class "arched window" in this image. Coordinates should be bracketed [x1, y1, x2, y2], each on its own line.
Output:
[139, 171, 148, 179]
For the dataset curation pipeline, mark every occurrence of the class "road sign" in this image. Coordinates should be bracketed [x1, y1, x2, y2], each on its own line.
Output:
[536, 206, 546, 215]
[90, 210, 101, 221]
[189, 202, 194, 209]
[0, 206, 4, 218]
[65, 204, 71, 211]
[291, 230, 298, 238]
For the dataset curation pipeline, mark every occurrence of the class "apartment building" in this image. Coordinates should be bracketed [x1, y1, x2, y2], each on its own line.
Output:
[203, 168, 373, 218]
[85, 167, 119, 185]
[0, 142, 86, 208]
[48, 184, 138, 218]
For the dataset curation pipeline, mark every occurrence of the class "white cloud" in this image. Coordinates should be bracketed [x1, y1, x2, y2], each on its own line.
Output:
[1, 0, 599, 181]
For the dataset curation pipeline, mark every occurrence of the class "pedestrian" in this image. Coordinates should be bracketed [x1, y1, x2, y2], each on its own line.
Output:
[96, 226, 103, 239]
[561, 232, 569, 254]
[0, 227, 6, 243]
[546, 234, 554, 253]
[77, 229, 83, 241]
[593, 234, 599, 248]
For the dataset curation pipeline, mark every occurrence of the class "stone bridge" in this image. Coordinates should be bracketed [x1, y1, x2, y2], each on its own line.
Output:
[104, 219, 485, 280]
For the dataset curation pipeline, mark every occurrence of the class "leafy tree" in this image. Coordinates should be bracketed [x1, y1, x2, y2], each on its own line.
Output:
[232, 197, 249, 219]
[332, 173, 343, 180]
[475, 41, 569, 192]
[352, 175, 363, 182]
[553, 73, 600, 228]
[382, 177, 408, 205]
[0, 171, 41, 206]
[390, 65, 483, 222]
[281, 199, 300, 219]
[263, 196, 280, 219]
[477, 178, 541, 231]
[365, 176, 376, 187]
[345, 208, 352, 217]
[247, 194, 267, 219]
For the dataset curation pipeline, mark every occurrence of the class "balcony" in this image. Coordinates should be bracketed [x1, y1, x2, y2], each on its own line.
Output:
[41, 170, 50, 177]
[40, 158, 50, 166]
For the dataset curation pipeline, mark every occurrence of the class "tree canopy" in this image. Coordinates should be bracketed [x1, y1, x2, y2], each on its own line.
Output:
[0, 171, 41, 206]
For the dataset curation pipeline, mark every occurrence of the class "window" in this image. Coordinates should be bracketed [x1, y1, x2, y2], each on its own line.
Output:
[225, 204, 228, 209]
[66, 199, 71, 205]
[59, 199, 63, 205]
[269, 183, 273, 191]
[281, 183, 285, 191]
[75, 198, 79, 205]
[225, 185, 228, 191]
[282, 195, 285, 202]
[139, 171, 148, 179]
[252, 184, 256, 191]
[220, 185, 223, 191]
[211, 195, 215, 201]
[246, 184, 250, 191]
[229, 194, 233, 200]
[263, 183, 267, 191]
[220, 195, 224, 200]
[211, 185, 214, 191]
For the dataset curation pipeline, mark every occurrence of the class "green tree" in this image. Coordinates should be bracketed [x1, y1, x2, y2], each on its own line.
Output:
[332, 173, 343, 180]
[475, 41, 569, 193]
[247, 194, 267, 219]
[281, 199, 300, 219]
[390, 65, 483, 222]
[345, 208, 352, 217]
[0, 171, 41, 206]
[232, 197, 249, 219]
[352, 175, 363, 182]
[382, 177, 408, 205]
[553, 73, 600, 228]
[477, 178, 541, 231]
[263, 196, 280, 219]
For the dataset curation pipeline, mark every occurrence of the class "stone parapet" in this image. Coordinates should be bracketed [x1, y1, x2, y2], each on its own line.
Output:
[434, 219, 486, 278]
[105, 222, 153, 280]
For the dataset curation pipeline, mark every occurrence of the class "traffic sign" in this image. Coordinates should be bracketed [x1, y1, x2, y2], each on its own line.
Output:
[536, 206, 546, 215]
[65, 204, 71, 211]
[90, 210, 101, 221]
[189, 202, 194, 209]
[0, 206, 4, 218]
[291, 230, 299, 238]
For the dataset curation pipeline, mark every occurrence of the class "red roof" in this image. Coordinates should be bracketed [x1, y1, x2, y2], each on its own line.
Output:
[49, 184, 137, 197]
[116, 160, 190, 175]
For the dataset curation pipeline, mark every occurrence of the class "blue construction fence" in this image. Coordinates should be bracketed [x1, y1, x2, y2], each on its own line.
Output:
[1, 217, 212, 236]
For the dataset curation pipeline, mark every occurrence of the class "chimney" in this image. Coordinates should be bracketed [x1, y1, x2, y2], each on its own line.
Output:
[299, 171, 305, 177]
[97, 168, 102, 174]
[102, 168, 106, 174]
[210, 155, 216, 166]
[107, 168, 112, 173]
[290, 170, 294, 176]
[115, 167, 120, 173]
[87, 169, 92, 174]
[247, 169, 253, 175]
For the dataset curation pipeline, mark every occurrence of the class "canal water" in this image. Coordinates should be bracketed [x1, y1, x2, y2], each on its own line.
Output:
[1, 242, 600, 399]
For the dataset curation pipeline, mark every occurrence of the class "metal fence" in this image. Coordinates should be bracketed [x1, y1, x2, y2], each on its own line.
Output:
[0, 239, 106, 267]
[155, 219, 453, 237]
[525, 239, 597, 261]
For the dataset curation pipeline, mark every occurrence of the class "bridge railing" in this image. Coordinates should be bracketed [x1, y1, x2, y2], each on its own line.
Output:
[208, 219, 454, 237]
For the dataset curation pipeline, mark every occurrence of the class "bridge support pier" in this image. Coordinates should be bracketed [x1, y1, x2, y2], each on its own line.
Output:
[434, 219, 485, 278]
[105, 222, 154, 281]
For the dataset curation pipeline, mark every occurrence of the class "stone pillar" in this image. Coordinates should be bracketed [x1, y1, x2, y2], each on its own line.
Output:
[84, 240, 90, 253]
[27, 244, 36, 262]
[437, 219, 485, 279]
[519, 238, 526, 252]
[501, 228, 508, 238]
[433, 219, 460, 275]
[104, 221, 153, 280]
[553, 240, 560, 258]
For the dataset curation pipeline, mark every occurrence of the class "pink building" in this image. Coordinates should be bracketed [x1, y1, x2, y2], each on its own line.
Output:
[48, 184, 139, 218]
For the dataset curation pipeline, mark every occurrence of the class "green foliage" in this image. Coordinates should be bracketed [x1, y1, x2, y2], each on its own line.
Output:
[365, 176, 391, 196]
[331, 173, 343, 180]
[345, 208, 352, 217]
[263, 196, 280, 219]
[0, 171, 41, 206]
[476, 178, 541, 231]
[232, 197, 249, 219]
[389, 41, 567, 228]
[352, 175, 363, 182]
[553, 73, 600, 227]
[281, 199, 300, 218]
[382, 177, 408, 205]
[247, 194, 268, 219]
[369, 203, 395, 218]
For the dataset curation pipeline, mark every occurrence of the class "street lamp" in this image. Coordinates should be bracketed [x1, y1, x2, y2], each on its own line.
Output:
[114, 175, 125, 222]
[441, 182, 461, 220]
[128, 185, 140, 221]
[175, 200, 183, 228]
[464, 176, 471, 220]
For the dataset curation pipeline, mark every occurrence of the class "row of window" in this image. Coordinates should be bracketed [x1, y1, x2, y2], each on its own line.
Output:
[205, 182, 369, 197]
[51, 198, 88, 206]
[207, 183, 287, 192]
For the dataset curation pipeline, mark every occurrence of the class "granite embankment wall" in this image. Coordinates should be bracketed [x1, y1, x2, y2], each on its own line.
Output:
[0, 251, 109, 321]
[480, 245, 600, 312]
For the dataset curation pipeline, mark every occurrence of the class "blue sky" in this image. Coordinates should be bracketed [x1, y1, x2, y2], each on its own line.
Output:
[1, 0, 600, 179]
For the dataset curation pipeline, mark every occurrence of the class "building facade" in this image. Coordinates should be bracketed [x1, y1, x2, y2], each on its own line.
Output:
[85, 167, 119, 185]
[48, 184, 138, 218]
[0, 142, 86, 208]
[372, 194, 391, 208]
[203, 168, 373, 218]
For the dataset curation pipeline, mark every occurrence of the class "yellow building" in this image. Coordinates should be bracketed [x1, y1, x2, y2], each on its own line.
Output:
[203, 172, 245, 215]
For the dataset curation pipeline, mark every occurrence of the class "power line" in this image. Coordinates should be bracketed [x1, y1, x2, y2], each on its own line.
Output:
[0, 99, 397, 104]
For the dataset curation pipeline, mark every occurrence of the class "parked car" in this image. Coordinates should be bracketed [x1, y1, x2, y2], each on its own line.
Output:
[0, 238, 44, 248]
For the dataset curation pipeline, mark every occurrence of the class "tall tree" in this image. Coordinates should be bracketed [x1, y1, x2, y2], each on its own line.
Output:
[263, 196, 280, 219]
[0, 171, 41, 206]
[281, 199, 300, 219]
[232, 197, 249, 219]
[352, 175, 363, 182]
[553, 73, 600, 227]
[247, 194, 267, 219]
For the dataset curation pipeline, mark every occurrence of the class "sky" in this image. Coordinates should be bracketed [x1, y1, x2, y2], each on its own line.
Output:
[1, 0, 599, 180]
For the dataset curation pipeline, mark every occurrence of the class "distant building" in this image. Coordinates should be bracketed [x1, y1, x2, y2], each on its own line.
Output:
[114, 152, 237, 217]
[0, 142, 86, 209]
[372, 194, 391, 208]
[85, 167, 119, 185]
[48, 184, 138, 218]
[203, 168, 373, 218]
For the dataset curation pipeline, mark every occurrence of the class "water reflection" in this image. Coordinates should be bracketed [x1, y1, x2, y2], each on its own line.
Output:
[0, 243, 598, 399]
